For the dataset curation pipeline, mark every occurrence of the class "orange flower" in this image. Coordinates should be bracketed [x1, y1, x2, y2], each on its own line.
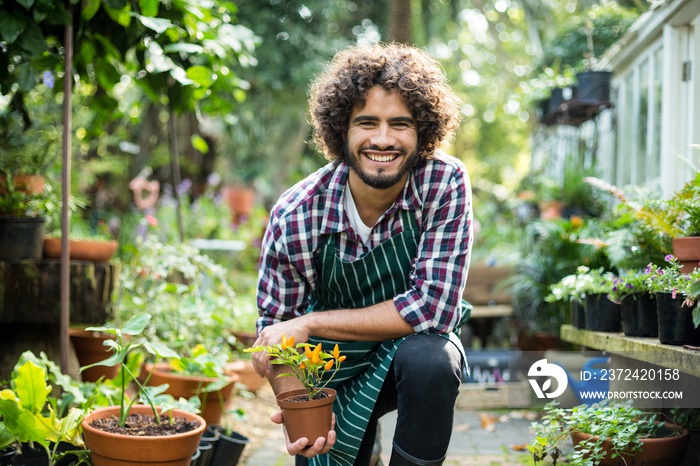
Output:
[280, 334, 295, 350]
[305, 344, 313, 359]
[333, 344, 340, 359]
[324, 360, 334, 371]
[311, 344, 322, 364]
[338, 355, 347, 363]
[300, 362, 306, 370]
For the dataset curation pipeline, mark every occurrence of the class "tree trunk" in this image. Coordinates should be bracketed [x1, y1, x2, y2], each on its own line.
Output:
[389, 0, 412, 44]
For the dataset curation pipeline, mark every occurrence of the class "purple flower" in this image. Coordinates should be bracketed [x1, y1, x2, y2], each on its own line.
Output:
[665, 254, 675, 262]
[644, 263, 653, 274]
[42, 71, 54, 89]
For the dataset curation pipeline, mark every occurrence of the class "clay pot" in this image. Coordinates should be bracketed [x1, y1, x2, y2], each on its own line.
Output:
[69, 328, 119, 382]
[276, 388, 336, 444]
[0, 174, 45, 195]
[144, 363, 238, 426]
[43, 238, 118, 262]
[571, 422, 689, 466]
[672, 237, 700, 274]
[81, 405, 205, 466]
[227, 360, 265, 393]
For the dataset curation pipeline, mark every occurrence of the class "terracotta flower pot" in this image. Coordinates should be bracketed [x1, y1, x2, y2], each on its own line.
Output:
[0, 174, 45, 195]
[144, 363, 238, 426]
[69, 328, 119, 382]
[227, 359, 265, 393]
[276, 388, 336, 444]
[571, 422, 689, 466]
[672, 236, 700, 274]
[81, 405, 206, 466]
[43, 237, 118, 262]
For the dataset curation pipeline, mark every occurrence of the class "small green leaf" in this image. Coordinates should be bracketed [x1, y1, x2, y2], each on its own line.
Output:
[16, 0, 35, 10]
[138, 0, 159, 17]
[145, 341, 180, 359]
[13, 361, 50, 414]
[122, 313, 151, 336]
[16, 62, 37, 92]
[0, 10, 30, 44]
[186, 66, 215, 88]
[191, 134, 209, 154]
[132, 13, 171, 34]
[82, 0, 101, 20]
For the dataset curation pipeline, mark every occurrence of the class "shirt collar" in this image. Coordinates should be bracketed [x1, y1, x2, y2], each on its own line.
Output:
[319, 160, 422, 235]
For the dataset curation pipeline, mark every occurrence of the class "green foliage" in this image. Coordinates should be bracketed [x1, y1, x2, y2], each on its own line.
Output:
[84, 314, 192, 426]
[607, 268, 654, 304]
[0, 351, 90, 465]
[530, 400, 668, 466]
[112, 235, 240, 362]
[507, 217, 612, 334]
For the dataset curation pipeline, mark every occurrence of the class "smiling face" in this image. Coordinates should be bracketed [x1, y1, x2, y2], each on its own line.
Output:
[345, 86, 419, 191]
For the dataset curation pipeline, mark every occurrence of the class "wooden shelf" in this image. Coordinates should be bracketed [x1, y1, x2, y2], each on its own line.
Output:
[560, 324, 700, 378]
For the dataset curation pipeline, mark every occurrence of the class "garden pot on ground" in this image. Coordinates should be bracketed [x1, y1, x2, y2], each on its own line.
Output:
[275, 388, 337, 444]
[144, 363, 238, 426]
[43, 237, 118, 262]
[81, 404, 205, 466]
[585, 294, 621, 332]
[207, 425, 249, 466]
[656, 292, 700, 346]
[570, 422, 689, 466]
[194, 427, 220, 466]
[672, 237, 700, 274]
[0, 217, 45, 260]
[621, 293, 658, 337]
[69, 328, 119, 382]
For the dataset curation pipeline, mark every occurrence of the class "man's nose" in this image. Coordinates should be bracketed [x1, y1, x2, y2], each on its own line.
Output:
[369, 123, 396, 148]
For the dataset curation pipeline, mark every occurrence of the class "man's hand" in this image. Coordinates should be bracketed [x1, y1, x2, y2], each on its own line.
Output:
[271, 410, 337, 458]
[251, 316, 312, 378]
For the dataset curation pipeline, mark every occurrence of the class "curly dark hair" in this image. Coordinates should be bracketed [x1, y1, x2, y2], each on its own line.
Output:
[309, 43, 462, 161]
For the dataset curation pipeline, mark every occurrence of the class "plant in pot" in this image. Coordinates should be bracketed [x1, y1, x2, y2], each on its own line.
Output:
[669, 171, 700, 273]
[79, 313, 207, 466]
[572, 265, 620, 332]
[608, 267, 658, 337]
[643, 255, 700, 346]
[204, 407, 249, 466]
[545, 269, 590, 329]
[43, 203, 119, 262]
[529, 400, 690, 465]
[110, 236, 242, 426]
[244, 335, 346, 444]
[0, 350, 91, 466]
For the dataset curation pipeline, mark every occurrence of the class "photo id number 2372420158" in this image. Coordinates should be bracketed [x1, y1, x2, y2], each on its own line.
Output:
[581, 367, 681, 382]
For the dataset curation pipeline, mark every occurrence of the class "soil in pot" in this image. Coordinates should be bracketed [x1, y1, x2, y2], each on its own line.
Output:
[656, 292, 700, 346]
[81, 405, 205, 466]
[276, 388, 336, 444]
[621, 293, 658, 337]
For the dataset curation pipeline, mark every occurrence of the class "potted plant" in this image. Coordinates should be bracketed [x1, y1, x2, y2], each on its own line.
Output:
[529, 400, 690, 465]
[79, 314, 206, 466]
[573, 266, 621, 332]
[143, 344, 239, 426]
[669, 171, 700, 273]
[244, 334, 346, 443]
[608, 267, 658, 337]
[644, 255, 700, 345]
[546, 270, 590, 329]
[205, 408, 249, 466]
[0, 351, 90, 466]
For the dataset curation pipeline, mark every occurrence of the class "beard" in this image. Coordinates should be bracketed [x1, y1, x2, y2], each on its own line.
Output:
[343, 143, 420, 190]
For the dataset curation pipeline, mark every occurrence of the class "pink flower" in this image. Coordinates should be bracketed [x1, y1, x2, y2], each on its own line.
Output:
[146, 215, 158, 226]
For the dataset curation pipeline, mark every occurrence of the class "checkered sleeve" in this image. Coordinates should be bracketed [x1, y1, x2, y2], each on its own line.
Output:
[394, 161, 473, 334]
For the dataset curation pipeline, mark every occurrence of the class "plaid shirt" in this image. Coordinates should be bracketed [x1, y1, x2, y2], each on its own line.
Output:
[256, 151, 473, 335]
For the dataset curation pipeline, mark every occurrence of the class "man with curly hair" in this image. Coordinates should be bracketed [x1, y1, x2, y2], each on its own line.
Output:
[252, 43, 473, 466]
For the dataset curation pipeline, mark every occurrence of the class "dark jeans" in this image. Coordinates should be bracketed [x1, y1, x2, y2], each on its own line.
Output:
[296, 334, 463, 466]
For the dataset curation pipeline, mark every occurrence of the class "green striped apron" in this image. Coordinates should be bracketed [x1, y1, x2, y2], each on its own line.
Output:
[307, 209, 468, 466]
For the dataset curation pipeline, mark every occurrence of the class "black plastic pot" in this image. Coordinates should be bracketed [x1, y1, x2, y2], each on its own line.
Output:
[585, 294, 621, 332]
[190, 448, 201, 466]
[0, 217, 45, 261]
[575, 70, 612, 104]
[11, 442, 78, 466]
[570, 300, 585, 329]
[621, 293, 658, 337]
[656, 292, 700, 346]
[208, 426, 249, 466]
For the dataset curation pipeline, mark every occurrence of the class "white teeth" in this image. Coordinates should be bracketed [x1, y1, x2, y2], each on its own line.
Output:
[367, 154, 396, 162]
